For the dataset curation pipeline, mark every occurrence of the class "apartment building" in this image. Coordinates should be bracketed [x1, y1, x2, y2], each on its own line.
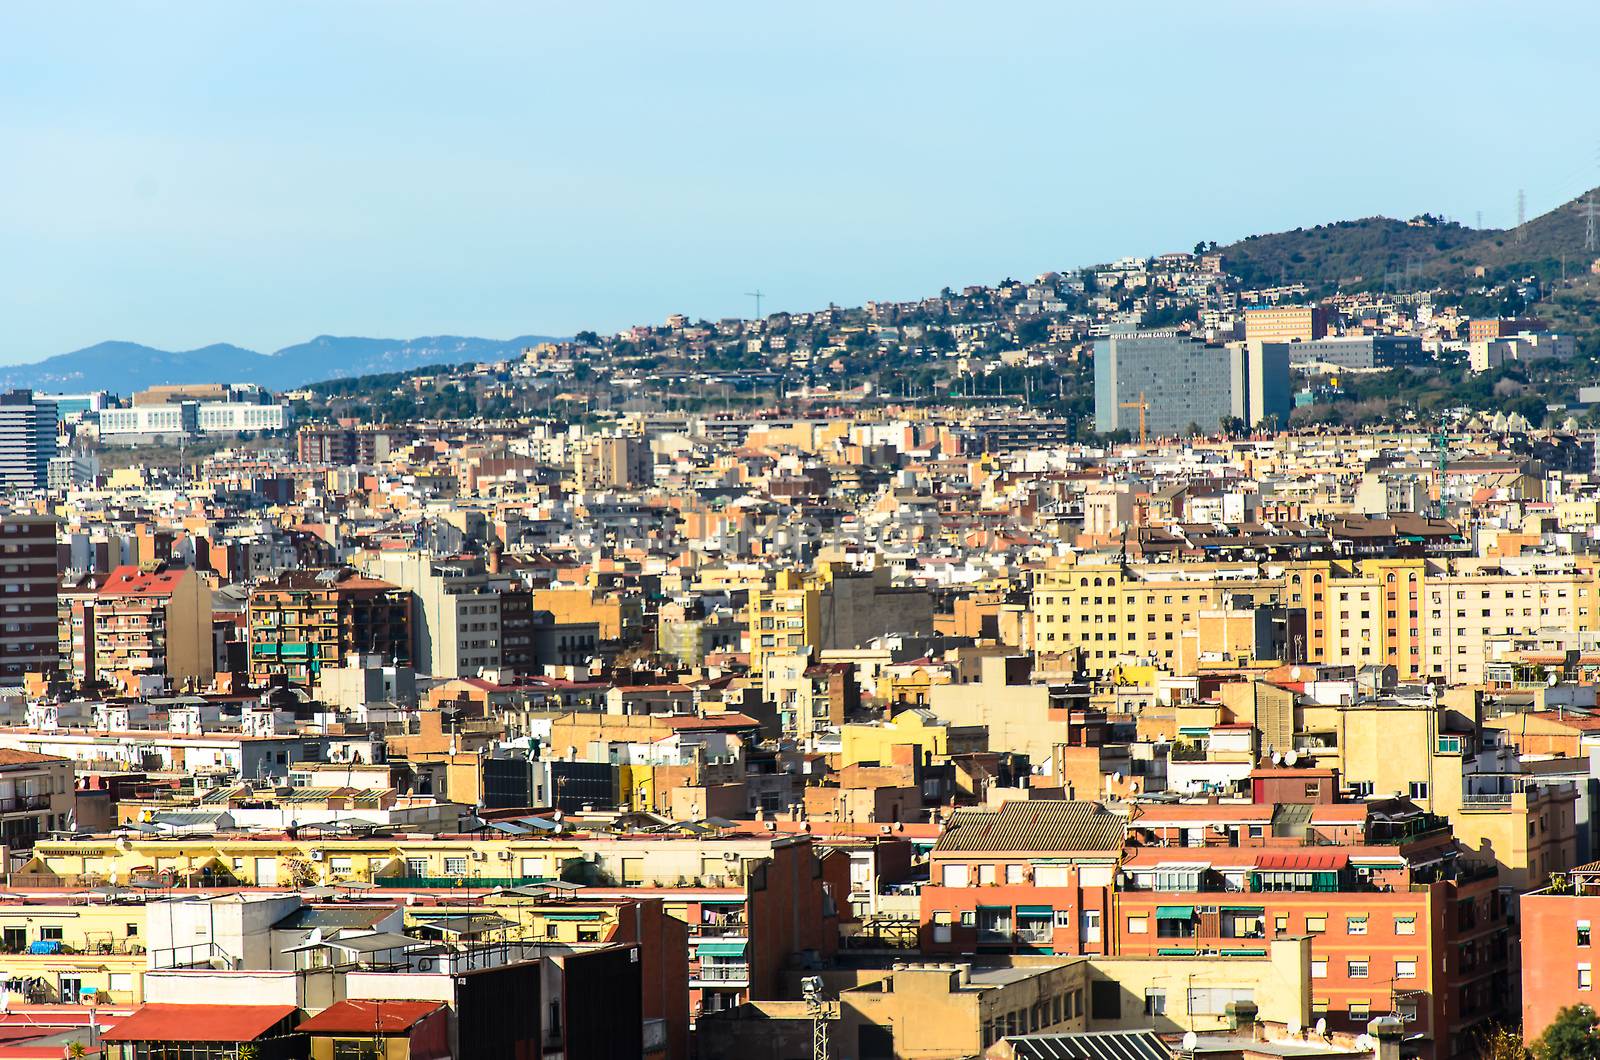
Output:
[0, 390, 56, 492]
[88, 565, 214, 688]
[575, 434, 653, 490]
[1520, 861, 1600, 1042]
[356, 551, 505, 678]
[1028, 556, 1600, 682]
[746, 563, 934, 668]
[1243, 305, 1328, 344]
[0, 512, 58, 680]
[248, 568, 413, 687]
[0, 748, 74, 848]
[919, 801, 1125, 958]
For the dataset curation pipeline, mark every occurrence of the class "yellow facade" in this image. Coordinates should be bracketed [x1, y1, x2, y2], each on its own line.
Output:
[1029, 556, 1599, 683]
[0, 900, 149, 1004]
[747, 569, 821, 667]
[840, 710, 951, 769]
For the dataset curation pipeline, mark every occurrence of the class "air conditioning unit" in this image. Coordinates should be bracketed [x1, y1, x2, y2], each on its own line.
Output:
[499, 851, 514, 861]
[472, 851, 487, 862]
[722, 851, 739, 862]
[310, 850, 324, 862]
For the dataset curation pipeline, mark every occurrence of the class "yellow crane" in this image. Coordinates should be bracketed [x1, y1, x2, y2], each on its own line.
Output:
[1120, 391, 1150, 444]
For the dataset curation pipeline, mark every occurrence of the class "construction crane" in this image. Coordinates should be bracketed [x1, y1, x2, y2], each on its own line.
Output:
[802, 975, 832, 1060]
[1120, 391, 1150, 444]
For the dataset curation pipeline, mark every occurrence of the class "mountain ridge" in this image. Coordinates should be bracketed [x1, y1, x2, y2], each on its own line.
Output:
[0, 333, 561, 395]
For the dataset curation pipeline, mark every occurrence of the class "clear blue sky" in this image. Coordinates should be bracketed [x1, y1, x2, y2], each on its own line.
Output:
[1, 1, 1595, 364]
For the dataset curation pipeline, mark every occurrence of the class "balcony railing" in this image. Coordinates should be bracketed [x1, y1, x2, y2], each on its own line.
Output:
[693, 963, 750, 983]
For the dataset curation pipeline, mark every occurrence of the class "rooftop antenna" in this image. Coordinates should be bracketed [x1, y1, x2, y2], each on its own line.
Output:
[1582, 192, 1600, 254]
[1516, 189, 1526, 243]
[745, 289, 765, 320]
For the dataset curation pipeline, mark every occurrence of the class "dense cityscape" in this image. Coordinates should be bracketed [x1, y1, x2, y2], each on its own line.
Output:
[2, 194, 1600, 1060]
[11, 4, 1600, 1059]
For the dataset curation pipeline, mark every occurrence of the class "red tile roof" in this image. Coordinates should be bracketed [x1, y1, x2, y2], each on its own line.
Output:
[102, 1004, 298, 1043]
[98, 566, 187, 599]
[297, 1000, 444, 1035]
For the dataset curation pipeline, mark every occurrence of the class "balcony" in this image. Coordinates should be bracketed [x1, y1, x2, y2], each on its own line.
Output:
[692, 963, 750, 984]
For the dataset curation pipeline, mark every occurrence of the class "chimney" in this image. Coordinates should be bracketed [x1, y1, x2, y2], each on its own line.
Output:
[1368, 1015, 1404, 1060]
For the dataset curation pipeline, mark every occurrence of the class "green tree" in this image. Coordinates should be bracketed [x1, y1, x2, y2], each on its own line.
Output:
[1479, 1025, 1530, 1060]
[1533, 1005, 1600, 1060]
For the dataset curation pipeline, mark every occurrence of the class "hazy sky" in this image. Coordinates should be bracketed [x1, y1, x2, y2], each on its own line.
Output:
[2, 1, 1596, 364]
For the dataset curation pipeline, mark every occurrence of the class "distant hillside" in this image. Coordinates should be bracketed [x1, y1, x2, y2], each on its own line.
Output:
[0, 334, 559, 395]
[1218, 187, 1600, 293]
[1218, 216, 1494, 291]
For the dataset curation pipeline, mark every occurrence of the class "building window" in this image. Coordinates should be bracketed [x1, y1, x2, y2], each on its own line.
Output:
[1126, 915, 1148, 934]
[1409, 782, 1429, 800]
[1395, 916, 1416, 936]
[1581, 921, 1592, 947]
[1305, 916, 1327, 933]
[1582, 964, 1593, 991]
[1348, 960, 1368, 979]
[1347, 916, 1368, 935]
[443, 857, 467, 876]
[1144, 989, 1167, 1016]
[1349, 1003, 1370, 1021]
[1395, 960, 1416, 979]
[1311, 959, 1327, 979]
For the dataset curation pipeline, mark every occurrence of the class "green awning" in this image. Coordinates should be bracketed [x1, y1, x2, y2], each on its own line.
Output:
[543, 913, 601, 921]
[696, 940, 747, 956]
[1016, 906, 1054, 916]
[1220, 906, 1265, 915]
[1156, 905, 1195, 920]
[1221, 948, 1267, 956]
[1158, 947, 1197, 956]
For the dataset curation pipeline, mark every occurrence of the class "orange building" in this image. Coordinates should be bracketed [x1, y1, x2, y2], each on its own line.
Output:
[1520, 862, 1600, 1042]
[919, 801, 1124, 958]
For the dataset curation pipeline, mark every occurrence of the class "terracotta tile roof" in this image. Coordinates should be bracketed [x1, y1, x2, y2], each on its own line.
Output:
[98, 566, 187, 598]
[297, 1000, 444, 1035]
[102, 1004, 298, 1043]
[935, 800, 1125, 854]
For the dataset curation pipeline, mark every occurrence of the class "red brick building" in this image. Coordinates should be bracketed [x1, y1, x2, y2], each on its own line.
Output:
[919, 801, 1124, 957]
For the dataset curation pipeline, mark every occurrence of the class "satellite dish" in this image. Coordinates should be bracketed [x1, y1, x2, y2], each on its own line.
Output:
[1315, 1018, 1328, 1038]
[1287, 1017, 1302, 1037]
[1182, 1031, 1199, 1053]
[1271, 752, 1283, 766]
[1355, 1035, 1376, 1052]
[1285, 750, 1300, 767]
[1113, 771, 1124, 784]
[1549, 672, 1560, 686]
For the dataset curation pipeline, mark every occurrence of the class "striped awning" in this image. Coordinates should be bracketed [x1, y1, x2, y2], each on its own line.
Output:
[1004, 1030, 1171, 1060]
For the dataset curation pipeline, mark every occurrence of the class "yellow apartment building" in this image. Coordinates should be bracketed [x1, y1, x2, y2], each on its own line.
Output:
[1029, 556, 1599, 683]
